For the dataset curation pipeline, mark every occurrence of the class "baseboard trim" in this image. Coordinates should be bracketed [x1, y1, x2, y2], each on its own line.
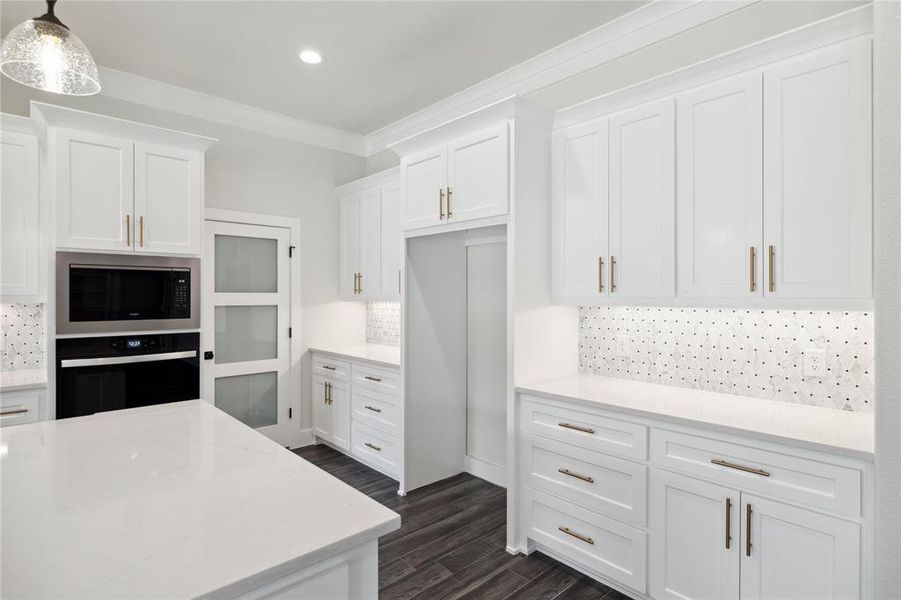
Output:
[464, 455, 507, 488]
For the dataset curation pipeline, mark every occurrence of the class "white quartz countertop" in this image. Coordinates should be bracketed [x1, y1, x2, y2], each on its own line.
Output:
[0, 369, 47, 391]
[0, 400, 400, 599]
[517, 374, 875, 460]
[310, 343, 400, 367]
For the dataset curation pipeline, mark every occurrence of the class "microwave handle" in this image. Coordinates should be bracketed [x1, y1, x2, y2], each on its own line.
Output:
[60, 350, 197, 368]
[70, 264, 191, 272]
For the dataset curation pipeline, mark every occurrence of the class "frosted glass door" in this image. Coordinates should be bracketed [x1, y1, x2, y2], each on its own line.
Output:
[204, 221, 291, 445]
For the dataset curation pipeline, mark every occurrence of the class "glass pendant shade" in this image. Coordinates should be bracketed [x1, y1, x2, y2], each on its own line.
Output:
[1, 4, 100, 96]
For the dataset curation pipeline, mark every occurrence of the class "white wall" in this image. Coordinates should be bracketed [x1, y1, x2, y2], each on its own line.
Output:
[873, 2, 901, 597]
[0, 79, 368, 439]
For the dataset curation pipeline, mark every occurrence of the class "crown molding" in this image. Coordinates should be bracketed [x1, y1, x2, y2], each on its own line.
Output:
[363, 0, 758, 155]
[96, 67, 368, 157]
[335, 166, 400, 195]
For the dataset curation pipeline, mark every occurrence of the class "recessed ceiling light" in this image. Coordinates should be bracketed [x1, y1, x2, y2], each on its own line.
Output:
[299, 49, 322, 65]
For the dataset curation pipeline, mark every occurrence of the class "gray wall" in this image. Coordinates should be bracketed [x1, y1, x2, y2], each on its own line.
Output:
[0, 78, 368, 438]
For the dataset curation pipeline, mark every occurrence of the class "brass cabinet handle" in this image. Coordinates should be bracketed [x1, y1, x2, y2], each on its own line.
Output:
[711, 459, 770, 477]
[446, 187, 453, 217]
[323, 381, 329, 404]
[398, 270, 401, 294]
[363, 376, 382, 382]
[768, 245, 775, 292]
[358, 272, 363, 294]
[598, 257, 604, 293]
[558, 468, 595, 484]
[746, 503, 753, 557]
[725, 497, 733, 549]
[558, 526, 594, 545]
[610, 256, 616, 292]
[0, 408, 28, 416]
[139, 215, 144, 247]
[749, 246, 756, 292]
[439, 188, 445, 219]
[365, 442, 381, 452]
[321, 365, 336, 371]
[364, 405, 382, 413]
[558, 422, 595, 435]
[126, 214, 131, 246]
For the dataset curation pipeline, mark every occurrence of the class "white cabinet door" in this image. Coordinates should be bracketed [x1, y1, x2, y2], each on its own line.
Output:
[650, 469, 740, 600]
[54, 128, 134, 251]
[763, 39, 871, 299]
[446, 124, 509, 223]
[313, 376, 331, 440]
[402, 146, 446, 230]
[0, 129, 41, 298]
[551, 119, 609, 300]
[677, 74, 763, 298]
[609, 98, 675, 298]
[359, 188, 382, 300]
[379, 182, 402, 300]
[134, 143, 202, 255]
[740, 495, 861, 600]
[340, 193, 362, 299]
[330, 379, 351, 451]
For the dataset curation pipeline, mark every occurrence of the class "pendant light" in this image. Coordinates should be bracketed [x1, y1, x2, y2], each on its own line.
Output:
[1, 0, 100, 96]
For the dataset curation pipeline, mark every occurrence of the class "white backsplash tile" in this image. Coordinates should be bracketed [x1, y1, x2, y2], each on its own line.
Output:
[1, 303, 46, 372]
[579, 306, 874, 413]
[366, 302, 400, 346]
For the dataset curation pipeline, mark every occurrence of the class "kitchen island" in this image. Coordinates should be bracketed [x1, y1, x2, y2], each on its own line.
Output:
[0, 400, 400, 599]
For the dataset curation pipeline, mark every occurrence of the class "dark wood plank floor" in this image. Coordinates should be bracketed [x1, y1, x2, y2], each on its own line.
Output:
[294, 444, 627, 600]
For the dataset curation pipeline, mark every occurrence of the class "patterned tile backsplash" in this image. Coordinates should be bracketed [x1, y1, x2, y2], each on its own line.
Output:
[1, 303, 46, 372]
[366, 302, 400, 346]
[579, 306, 874, 413]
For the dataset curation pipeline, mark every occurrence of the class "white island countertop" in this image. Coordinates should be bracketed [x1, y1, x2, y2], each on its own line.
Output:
[310, 343, 400, 367]
[517, 374, 875, 460]
[0, 400, 400, 599]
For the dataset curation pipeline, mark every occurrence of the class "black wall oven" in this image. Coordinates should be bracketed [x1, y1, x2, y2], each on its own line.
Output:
[56, 252, 200, 335]
[57, 333, 200, 419]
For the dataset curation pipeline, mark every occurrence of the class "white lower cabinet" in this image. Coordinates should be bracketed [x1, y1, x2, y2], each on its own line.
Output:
[0, 389, 43, 427]
[515, 392, 870, 600]
[312, 352, 400, 480]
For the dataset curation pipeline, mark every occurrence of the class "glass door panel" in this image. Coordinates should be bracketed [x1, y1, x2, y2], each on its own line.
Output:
[204, 221, 291, 445]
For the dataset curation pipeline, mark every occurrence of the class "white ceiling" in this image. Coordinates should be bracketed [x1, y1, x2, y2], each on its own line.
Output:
[0, 1, 643, 135]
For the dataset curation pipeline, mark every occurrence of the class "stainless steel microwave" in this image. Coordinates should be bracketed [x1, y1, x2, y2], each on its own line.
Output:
[56, 252, 200, 335]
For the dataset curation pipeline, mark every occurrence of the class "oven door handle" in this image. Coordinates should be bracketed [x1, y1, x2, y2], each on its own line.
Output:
[60, 350, 198, 368]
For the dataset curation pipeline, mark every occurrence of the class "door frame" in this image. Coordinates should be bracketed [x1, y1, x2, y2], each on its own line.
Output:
[204, 208, 302, 448]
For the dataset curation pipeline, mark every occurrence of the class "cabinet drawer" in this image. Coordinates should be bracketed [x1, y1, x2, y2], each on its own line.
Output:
[0, 390, 41, 427]
[520, 395, 648, 461]
[351, 362, 399, 395]
[352, 386, 398, 436]
[312, 355, 350, 381]
[351, 422, 399, 479]
[651, 428, 863, 517]
[521, 487, 647, 594]
[522, 435, 647, 527]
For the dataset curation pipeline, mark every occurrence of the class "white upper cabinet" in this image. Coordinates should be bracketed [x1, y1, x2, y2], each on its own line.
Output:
[401, 124, 509, 231]
[739, 495, 861, 600]
[550, 37, 872, 306]
[608, 98, 675, 299]
[36, 103, 214, 256]
[763, 39, 872, 299]
[337, 168, 401, 302]
[0, 124, 41, 299]
[677, 74, 763, 299]
[551, 119, 609, 300]
[134, 142, 203, 255]
[402, 147, 446, 230]
[446, 124, 509, 223]
[54, 128, 134, 252]
[359, 188, 382, 299]
[340, 193, 362, 299]
[379, 183, 402, 300]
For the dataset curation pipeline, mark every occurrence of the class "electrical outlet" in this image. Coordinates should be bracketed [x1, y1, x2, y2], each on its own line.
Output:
[615, 334, 631, 358]
[803, 349, 828, 378]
